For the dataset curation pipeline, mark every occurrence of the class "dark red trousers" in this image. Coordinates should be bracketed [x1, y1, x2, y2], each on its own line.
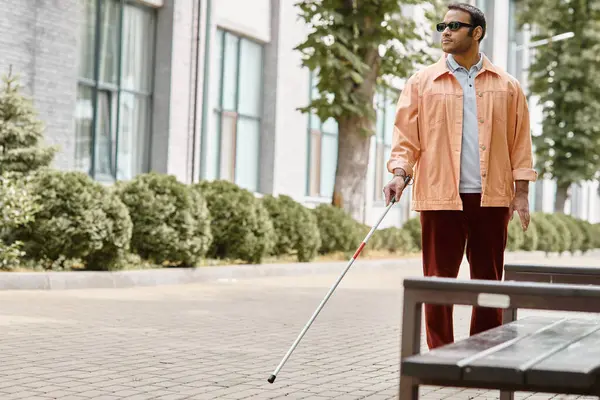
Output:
[420, 193, 511, 350]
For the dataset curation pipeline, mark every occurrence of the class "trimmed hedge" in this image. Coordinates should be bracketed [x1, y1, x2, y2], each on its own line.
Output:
[115, 172, 212, 267]
[194, 180, 276, 264]
[262, 194, 321, 262]
[0, 169, 598, 271]
[11, 170, 132, 270]
[370, 227, 416, 254]
[312, 204, 362, 254]
[402, 217, 422, 251]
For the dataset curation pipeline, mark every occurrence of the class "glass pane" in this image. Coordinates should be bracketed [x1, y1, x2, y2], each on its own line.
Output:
[322, 117, 337, 135]
[310, 70, 320, 100]
[204, 110, 221, 180]
[381, 144, 392, 199]
[78, 0, 97, 80]
[219, 113, 237, 181]
[310, 112, 321, 131]
[235, 117, 260, 192]
[238, 39, 262, 117]
[212, 30, 224, 106]
[121, 5, 155, 92]
[98, 0, 121, 85]
[309, 131, 321, 196]
[376, 97, 385, 140]
[95, 91, 115, 177]
[320, 134, 337, 198]
[375, 143, 384, 200]
[117, 93, 149, 180]
[222, 33, 239, 111]
[74, 85, 94, 172]
[385, 92, 397, 145]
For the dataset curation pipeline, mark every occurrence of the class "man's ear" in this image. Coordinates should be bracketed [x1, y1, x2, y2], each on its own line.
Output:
[473, 26, 483, 42]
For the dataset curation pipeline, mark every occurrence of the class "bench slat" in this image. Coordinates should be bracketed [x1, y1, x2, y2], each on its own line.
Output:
[403, 277, 600, 298]
[462, 318, 600, 384]
[504, 264, 600, 276]
[526, 327, 600, 390]
[401, 316, 554, 381]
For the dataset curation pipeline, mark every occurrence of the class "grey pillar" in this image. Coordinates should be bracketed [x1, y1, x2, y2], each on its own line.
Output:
[259, 0, 281, 195]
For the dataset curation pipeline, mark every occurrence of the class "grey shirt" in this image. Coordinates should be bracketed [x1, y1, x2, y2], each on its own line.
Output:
[447, 53, 484, 194]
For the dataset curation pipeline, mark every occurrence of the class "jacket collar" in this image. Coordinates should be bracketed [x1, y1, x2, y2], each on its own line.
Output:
[431, 52, 500, 81]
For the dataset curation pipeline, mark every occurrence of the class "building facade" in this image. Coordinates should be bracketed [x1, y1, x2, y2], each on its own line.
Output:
[0, 0, 597, 225]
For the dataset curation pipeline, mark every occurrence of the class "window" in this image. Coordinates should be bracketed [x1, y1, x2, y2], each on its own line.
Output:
[206, 29, 264, 193]
[373, 87, 398, 202]
[75, 0, 155, 181]
[306, 71, 338, 198]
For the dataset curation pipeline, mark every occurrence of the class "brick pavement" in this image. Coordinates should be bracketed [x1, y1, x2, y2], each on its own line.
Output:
[0, 252, 598, 399]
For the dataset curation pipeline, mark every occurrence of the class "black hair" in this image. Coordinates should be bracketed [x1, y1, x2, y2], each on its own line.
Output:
[447, 3, 486, 42]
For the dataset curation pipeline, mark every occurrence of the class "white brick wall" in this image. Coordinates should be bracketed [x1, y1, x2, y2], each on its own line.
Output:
[0, 0, 78, 171]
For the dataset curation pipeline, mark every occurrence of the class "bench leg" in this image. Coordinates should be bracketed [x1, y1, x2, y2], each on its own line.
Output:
[500, 390, 514, 400]
[502, 307, 517, 325]
[399, 290, 422, 400]
[399, 377, 419, 400]
[500, 308, 516, 400]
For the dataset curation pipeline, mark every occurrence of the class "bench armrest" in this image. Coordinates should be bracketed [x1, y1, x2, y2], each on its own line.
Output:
[401, 277, 600, 362]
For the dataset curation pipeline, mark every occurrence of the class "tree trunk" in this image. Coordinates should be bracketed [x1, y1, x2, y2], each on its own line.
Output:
[554, 182, 571, 213]
[332, 117, 372, 222]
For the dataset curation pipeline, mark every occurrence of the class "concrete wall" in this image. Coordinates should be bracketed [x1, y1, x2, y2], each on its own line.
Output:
[151, 0, 197, 183]
[0, 0, 79, 170]
[271, 0, 311, 201]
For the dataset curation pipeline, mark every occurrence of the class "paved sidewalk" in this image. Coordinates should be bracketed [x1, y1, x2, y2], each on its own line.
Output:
[0, 252, 598, 399]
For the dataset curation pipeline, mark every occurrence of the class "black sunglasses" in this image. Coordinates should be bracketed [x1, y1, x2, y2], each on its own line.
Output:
[436, 21, 474, 32]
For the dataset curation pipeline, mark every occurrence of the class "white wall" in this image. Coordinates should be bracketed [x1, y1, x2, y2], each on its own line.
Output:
[272, 0, 312, 201]
[491, 0, 509, 70]
[215, 0, 271, 42]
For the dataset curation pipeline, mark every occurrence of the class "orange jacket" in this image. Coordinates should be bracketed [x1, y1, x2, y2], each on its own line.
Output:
[387, 54, 537, 211]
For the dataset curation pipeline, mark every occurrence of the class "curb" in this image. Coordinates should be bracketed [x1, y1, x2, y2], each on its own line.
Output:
[0, 250, 596, 291]
[0, 257, 423, 291]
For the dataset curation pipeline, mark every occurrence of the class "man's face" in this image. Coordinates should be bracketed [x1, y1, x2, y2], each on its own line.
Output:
[439, 9, 479, 54]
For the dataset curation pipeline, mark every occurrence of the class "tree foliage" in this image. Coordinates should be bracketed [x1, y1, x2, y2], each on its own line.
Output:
[295, 0, 444, 128]
[516, 0, 600, 191]
[0, 69, 57, 176]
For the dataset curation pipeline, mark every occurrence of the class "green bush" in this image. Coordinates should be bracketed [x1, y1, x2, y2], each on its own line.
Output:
[520, 218, 539, 251]
[402, 217, 422, 251]
[194, 180, 275, 264]
[0, 173, 40, 270]
[530, 213, 560, 254]
[11, 170, 132, 270]
[371, 227, 416, 254]
[115, 172, 212, 267]
[506, 218, 525, 251]
[544, 213, 572, 254]
[312, 204, 361, 254]
[574, 219, 595, 253]
[261, 194, 321, 262]
[594, 224, 600, 249]
[554, 214, 584, 254]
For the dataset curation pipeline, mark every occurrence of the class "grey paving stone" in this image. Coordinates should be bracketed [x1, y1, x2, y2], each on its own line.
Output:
[0, 252, 597, 399]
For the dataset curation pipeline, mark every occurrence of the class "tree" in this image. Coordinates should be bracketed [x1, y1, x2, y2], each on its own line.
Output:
[0, 68, 57, 176]
[516, 0, 600, 212]
[295, 0, 445, 220]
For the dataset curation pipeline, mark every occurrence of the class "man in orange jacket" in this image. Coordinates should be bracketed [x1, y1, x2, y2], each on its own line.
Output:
[383, 2, 537, 350]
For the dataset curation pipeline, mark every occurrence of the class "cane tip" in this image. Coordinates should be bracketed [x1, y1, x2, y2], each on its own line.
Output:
[268, 375, 276, 384]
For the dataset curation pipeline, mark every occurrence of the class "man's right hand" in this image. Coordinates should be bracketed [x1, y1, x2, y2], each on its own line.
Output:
[383, 175, 409, 206]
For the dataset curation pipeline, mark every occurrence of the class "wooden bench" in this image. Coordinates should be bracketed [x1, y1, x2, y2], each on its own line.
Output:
[503, 263, 600, 323]
[504, 263, 600, 285]
[399, 277, 600, 399]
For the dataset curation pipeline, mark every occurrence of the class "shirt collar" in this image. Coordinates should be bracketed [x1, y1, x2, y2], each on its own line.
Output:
[446, 53, 484, 73]
[432, 52, 499, 81]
